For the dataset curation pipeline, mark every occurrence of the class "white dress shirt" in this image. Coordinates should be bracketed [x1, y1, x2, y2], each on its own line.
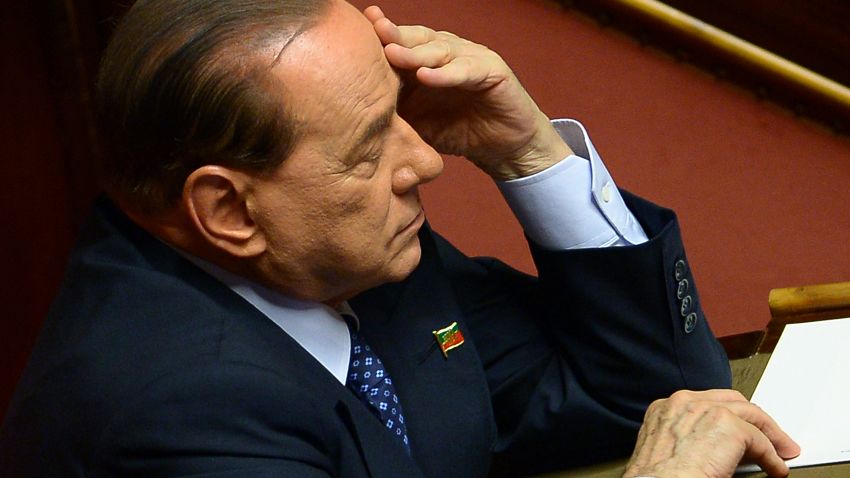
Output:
[499, 119, 647, 249]
[186, 119, 648, 385]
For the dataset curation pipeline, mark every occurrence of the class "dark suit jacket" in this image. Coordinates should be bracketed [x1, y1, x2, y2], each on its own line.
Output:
[0, 192, 730, 477]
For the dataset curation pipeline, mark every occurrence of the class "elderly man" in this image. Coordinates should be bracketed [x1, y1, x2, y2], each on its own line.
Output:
[1, 0, 797, 476]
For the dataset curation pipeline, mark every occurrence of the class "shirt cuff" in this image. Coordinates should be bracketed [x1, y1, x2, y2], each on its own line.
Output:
[497, 119, 648, 250]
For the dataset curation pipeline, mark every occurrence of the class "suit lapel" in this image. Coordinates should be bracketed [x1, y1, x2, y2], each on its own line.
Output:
[350, 226, 496, 478]
[335, 395, 427, 478]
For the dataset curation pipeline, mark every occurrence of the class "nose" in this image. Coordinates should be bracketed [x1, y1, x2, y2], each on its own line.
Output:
[391, 118, 444, 195]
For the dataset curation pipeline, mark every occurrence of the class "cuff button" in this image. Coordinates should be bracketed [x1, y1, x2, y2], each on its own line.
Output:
[601, 182, 613, 203]
[684, 312, 698, 334]
[680, 295, 693, 316]
[674, 259, 688, 282]
[676, 279, 689, 299]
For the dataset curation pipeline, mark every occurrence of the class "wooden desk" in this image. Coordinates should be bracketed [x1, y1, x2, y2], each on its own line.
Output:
[536, 353, 850, 478]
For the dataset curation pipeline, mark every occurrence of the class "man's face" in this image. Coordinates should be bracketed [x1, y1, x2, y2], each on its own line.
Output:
[248, 0, 443, 304]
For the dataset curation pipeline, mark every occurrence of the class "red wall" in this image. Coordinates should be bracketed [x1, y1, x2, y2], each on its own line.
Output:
[349, 0, 850, 338]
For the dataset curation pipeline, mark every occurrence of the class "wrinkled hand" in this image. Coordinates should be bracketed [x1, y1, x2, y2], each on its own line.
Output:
[623, 390, 800, 478]
[364, 6, 572, 180]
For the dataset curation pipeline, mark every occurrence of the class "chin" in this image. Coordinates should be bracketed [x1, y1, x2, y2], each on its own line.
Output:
[317, 240, 423, 306]
[383, 239, 422, 284]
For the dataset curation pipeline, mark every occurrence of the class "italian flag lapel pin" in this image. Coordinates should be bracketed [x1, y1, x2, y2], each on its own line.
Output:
[433, 321, 465, 358]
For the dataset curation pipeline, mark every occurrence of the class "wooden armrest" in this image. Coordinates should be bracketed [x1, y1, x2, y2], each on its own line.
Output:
[718, 281, 850, 358]
[759, 281, 850, 353]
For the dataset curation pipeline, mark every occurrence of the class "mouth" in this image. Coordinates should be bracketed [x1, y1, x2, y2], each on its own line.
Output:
[398, 209, 425, 236]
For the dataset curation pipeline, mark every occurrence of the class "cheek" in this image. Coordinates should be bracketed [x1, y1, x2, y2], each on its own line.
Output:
[333, 180, 394, 230]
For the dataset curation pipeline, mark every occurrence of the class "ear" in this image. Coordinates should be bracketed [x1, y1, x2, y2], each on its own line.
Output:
[183, 165, 266, 258]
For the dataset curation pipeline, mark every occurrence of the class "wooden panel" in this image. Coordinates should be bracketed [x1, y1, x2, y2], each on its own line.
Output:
[662, 0, 850, 89]
[769, 281, 850, 318]
[716, 282, 850, 356]
[759, 282, 850, 352]
[563, 0, 850, 131]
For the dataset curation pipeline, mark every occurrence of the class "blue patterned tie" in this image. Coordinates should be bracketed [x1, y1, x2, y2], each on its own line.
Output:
[344, 315, 411, 454]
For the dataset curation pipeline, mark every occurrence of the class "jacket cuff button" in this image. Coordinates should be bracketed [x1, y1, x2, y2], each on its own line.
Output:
[684, 312, 698, 334]
[674, 259, 688, 282]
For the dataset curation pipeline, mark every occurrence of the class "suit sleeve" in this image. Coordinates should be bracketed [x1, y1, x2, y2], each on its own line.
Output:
[430, 192, 731, 475]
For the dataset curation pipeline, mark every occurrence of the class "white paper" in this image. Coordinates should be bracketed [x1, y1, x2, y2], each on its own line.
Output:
[737, 317, 850, 473]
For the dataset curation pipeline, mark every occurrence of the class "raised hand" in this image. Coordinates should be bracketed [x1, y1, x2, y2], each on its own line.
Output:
[364, 6, 572, 180]
[623, 390, 800, 478]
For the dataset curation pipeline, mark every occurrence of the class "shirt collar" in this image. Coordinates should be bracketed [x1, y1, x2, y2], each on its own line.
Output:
[180, 252, 352, 385]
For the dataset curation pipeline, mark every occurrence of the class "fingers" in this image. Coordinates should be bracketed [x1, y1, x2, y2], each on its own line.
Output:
[386, 32, 506, 91]
[362, 5, 384, 23]
[663, 390, 800, 460]
[364, 6, 403, 46]
[384, 40, 455, 70]
[365, 7, 453, 50]
[697, 405, 790, 477]
[381, 26, 477, 66]
[365, 6, 426, 48]
[415, 57, 490, 89]
[728, 402, 800, 460]
[363, 6, 506, 90]
[626, 389, 799, 478]
[384, 44, 494, 90]
[739, 418, 792, 478]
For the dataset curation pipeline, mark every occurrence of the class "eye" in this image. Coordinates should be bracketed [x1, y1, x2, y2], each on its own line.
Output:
[348, 147, 382, 178]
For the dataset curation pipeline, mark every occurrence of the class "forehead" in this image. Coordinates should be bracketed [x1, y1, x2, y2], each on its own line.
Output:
[267, 1, 397, 134]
